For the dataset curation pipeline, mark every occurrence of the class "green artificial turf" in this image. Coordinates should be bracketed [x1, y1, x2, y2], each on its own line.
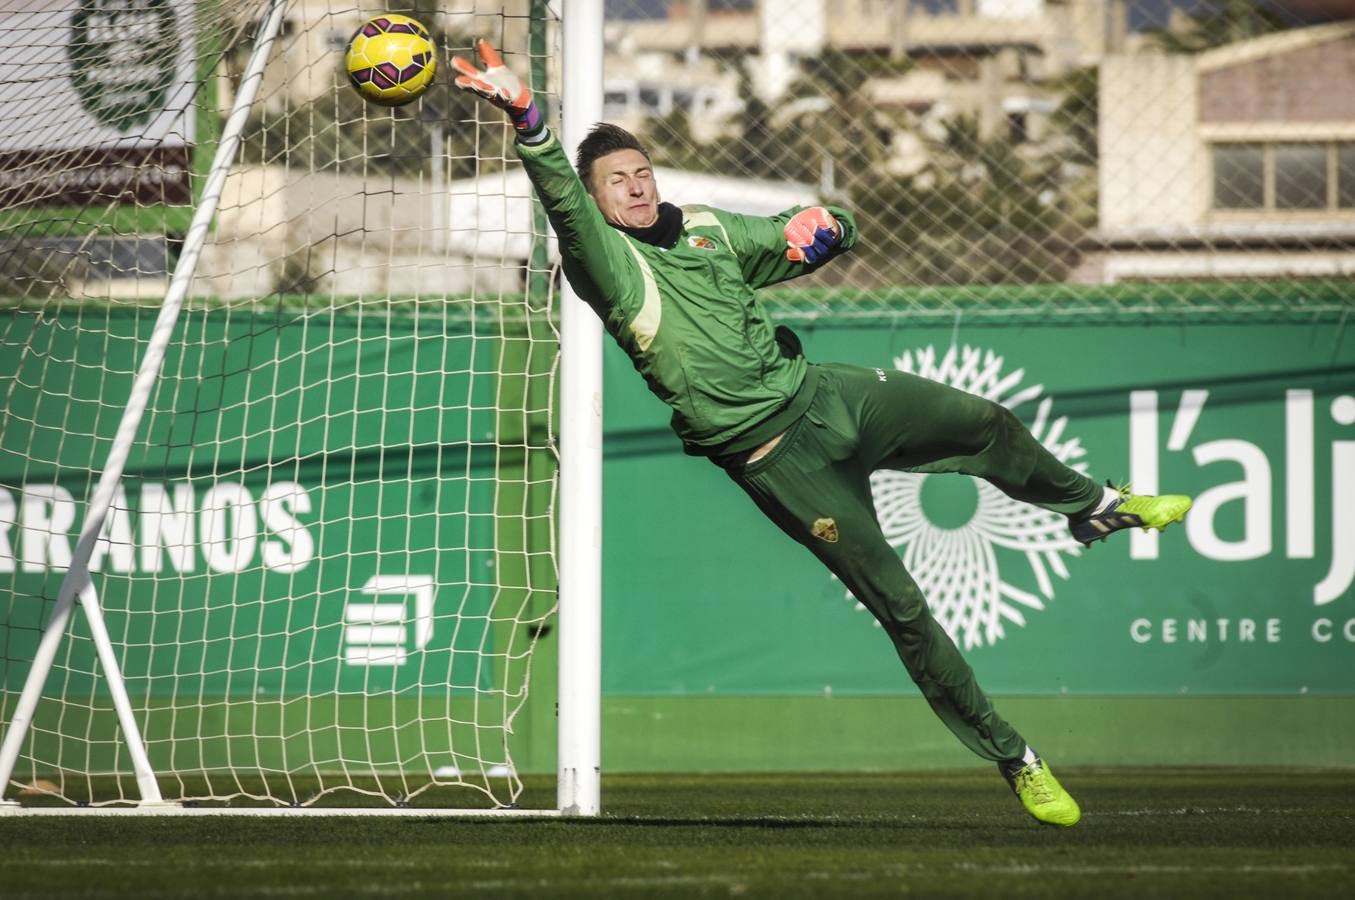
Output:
[1, 769, 1352, 898]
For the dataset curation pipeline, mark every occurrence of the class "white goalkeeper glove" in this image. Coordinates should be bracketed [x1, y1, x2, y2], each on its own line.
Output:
[450, 39, 544, 139]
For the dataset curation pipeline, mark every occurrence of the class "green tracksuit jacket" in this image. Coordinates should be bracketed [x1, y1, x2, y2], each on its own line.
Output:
[516, 130, 857, 456]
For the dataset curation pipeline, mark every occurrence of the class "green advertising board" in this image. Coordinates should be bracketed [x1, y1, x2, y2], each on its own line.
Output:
[600, 292, 1355, 698]
[0, 305, 543, 700]
[2, 286, 1353, 779]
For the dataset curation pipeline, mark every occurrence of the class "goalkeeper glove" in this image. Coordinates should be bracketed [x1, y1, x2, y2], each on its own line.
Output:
[784, 207, 840, 265]
[451, 39, 544, 140]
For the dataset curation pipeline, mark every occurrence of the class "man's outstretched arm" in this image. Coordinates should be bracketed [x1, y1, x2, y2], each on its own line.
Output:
[451, 40, 640, 324]
[515, 132, 643, 318]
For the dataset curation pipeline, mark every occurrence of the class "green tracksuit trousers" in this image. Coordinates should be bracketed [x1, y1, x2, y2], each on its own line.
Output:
[722, 362, 1101, 762]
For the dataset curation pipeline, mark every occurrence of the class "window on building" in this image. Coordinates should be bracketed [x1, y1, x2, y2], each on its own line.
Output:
[1274, 143, 1328, 210]
[638, 86, 662, 114]
[909, 0, 958, 14]
[602, 89, 630, 118]
[1213, 142, 1355, 213]
[1213, 144, 1264, 209]
[1340, 145, 1355, 209]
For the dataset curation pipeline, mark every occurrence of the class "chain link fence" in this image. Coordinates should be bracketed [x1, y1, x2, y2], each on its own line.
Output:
[598, 0, 1355, 319]
[3, 1, 1353, 318]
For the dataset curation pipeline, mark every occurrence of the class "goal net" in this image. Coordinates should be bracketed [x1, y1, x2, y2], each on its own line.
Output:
[0, 0, 566, 811]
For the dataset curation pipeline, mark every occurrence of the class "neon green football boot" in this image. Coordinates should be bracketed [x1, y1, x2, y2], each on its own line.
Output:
[999, 755, 1081, 827]
[1069, 481, 1192, 546]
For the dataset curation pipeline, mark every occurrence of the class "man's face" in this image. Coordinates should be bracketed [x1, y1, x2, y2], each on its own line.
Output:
[589, 148, 660, 229]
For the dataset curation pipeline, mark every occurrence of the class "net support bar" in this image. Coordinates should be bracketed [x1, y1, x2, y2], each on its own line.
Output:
[0, 0, 289, 807]
[556, 0, 604, 818]
[0, 806, 565, 818]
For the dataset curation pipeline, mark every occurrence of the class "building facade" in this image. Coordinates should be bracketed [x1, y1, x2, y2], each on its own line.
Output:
[1090, 22, 1355, 283]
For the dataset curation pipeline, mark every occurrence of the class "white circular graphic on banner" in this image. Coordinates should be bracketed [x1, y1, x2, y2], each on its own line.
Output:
[850, 344, 1088, 649]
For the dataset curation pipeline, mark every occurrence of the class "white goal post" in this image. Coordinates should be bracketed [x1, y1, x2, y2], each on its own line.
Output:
[0, 0, 600, 815]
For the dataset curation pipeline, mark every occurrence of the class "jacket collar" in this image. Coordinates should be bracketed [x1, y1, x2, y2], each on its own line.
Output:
[616, 202, 683, 249]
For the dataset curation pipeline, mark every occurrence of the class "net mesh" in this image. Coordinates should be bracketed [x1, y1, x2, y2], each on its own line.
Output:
[1, 0, 559, 808]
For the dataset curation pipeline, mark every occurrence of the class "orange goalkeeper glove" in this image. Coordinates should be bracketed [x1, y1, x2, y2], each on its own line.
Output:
[783, 207, 840, 265]
[451, 39, 543, 137]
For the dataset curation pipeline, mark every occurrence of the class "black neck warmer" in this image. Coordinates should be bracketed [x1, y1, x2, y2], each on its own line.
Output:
[617, 202, 683, 249]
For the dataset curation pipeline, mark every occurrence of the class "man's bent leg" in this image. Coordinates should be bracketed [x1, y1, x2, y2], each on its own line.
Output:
[837, 364, 1101, 516]
[727, 420, 1026, 762]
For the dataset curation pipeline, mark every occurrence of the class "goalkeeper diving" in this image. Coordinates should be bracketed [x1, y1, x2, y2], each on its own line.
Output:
[452, 41, 1192, 827]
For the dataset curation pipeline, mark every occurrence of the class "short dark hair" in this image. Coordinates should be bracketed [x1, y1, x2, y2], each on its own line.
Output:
[575, 123, 651, 193]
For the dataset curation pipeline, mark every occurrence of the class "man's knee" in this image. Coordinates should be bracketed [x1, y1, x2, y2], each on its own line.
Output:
[863, 578, 932, 634]
[976, 399, 1020, 447]
[967, 400, 1038, 480]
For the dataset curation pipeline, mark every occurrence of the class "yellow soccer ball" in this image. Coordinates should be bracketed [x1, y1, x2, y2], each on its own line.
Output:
[344, 14, 436, 107]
